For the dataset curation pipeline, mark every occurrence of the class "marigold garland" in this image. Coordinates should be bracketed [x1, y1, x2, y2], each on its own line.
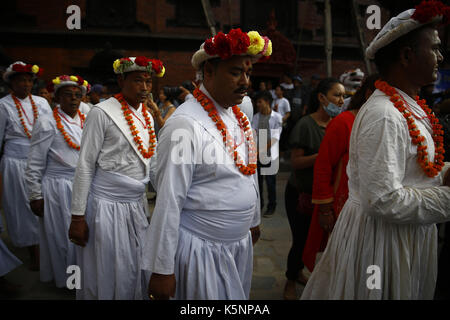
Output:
[114, 93, 156, 159]
[193, 88, 257, 175]
[53, 108, 85, 150]
[375, 80, 445, 177]
[11, 94, 39, 139]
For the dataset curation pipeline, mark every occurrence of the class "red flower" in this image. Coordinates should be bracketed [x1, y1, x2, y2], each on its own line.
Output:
[228, 28, 250, 55]
[214, 32, 233, 60]
[411, 0, 450, 25]
[135, 56, 150, 67]
[151, 59, 163, 74]
[204, 38, 217, 56]
[76, 75, 84, 86]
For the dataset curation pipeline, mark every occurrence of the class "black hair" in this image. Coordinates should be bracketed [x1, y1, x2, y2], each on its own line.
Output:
[373, 25, 434, 76]
[306, 77, 341, 114]
[255, 90, 273, 105]
[347, 73, 379, 111]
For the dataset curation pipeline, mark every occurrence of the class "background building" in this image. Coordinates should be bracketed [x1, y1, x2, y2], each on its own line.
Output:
[0, 0, 449, 92]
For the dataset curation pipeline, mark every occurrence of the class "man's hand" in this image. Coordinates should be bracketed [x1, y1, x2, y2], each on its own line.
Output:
[444, 168, 450, 187]
[250, 226, 261, 246]
[30, 199, 44, 217]
[68, 215, 89, 247]
[148, 273, 176, 300]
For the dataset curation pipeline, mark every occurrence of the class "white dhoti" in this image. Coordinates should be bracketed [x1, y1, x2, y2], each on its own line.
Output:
[76, 168, 150, 300]
[0, 140, 38, 247]
[0, 239, 22, 277]
[173, 206, 255, 300]
[39, 161, 76, 288]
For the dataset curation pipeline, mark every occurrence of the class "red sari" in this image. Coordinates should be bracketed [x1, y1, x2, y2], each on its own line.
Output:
[302, 111, 356, 272]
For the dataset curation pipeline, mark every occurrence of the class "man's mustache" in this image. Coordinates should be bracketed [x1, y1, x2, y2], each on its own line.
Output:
[234, 87, 248, 94]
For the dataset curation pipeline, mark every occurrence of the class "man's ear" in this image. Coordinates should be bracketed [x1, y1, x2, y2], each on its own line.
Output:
[53, 91, 60, 104]
[117, 75, 124, 89]
[203, 61, 215, 80]
[399, 46, 414, 68]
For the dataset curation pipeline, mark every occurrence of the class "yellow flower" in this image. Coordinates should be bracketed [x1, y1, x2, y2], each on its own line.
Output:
[113, 59, 121, 71]
[247, 31, 265, 55]
[264, 40, 273, 56]
[52, 77, 61, 85]
[156, 66, 165, 78]
[70, 75, 78, 82]
[83, 80, 88, 87]
[31, 65, 39, 74]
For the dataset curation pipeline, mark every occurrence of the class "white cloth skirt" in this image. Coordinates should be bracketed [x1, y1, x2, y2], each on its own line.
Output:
[76, 168, 150, 300]
[39, 172, 76, 288]
[0, 156, 38, 247]
[0, 238, 22, 277]
[169, 206, 255, 300]
[174, 226, 253, 300]
[300, 196, 438, 300]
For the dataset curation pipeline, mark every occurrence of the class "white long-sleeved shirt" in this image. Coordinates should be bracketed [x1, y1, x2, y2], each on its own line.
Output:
[25, 107, 85, 201]
[70, 97, 157, 216]
[0, 94, 52, 150]
[142, 85, 260, 275]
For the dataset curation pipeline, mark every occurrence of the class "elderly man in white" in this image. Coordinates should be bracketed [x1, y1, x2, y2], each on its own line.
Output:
[25, 75, 89, 288]
[144, 29, 273, 300]
[68, 57, 163, 299]
[0, 61, 52, 270]
[301, 0, 450, 300]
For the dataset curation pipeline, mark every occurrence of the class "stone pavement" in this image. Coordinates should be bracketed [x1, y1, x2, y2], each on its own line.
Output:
[0, 167, 305, 300]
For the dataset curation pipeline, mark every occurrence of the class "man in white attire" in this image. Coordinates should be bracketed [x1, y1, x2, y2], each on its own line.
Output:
[301, 0, 450, 300]
[25, 75, 89, 288]
[144, 29, 272, 300]
[68, 56, 164, 299]
[0, 61, 52, 270]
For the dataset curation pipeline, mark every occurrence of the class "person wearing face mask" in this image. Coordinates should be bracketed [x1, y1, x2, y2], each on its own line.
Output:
[302, 74, 379, 274]
[283, 77, 345, 299]
[301, 1, 450, 300]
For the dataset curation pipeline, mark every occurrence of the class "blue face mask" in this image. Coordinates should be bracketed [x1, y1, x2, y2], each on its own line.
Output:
[323, 101, 342, 118]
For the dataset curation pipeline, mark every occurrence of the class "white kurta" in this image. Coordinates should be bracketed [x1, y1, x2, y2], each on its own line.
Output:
[25, 107, 85, 288]
[142, 85, 260, 300]
[301, 88, 450, 300]
[71, 97, 157, 300]
[0, 94, 52, 247]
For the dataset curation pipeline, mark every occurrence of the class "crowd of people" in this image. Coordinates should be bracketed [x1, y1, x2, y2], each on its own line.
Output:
[0, 0, 450, 301]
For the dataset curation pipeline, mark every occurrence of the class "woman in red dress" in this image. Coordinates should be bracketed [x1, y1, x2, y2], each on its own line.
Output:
[302, 74, 378, 272]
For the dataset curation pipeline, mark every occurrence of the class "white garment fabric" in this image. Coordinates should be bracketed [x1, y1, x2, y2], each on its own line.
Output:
[238, 95, 254, 123]
[142, 84, 260, 300]
[71, 97, 157, 299]
[25, 107, 84, 287]
[0, 94, 52, 247]
[0, 238, 22, 277]
[301, 88, 450, 300]
[271, 97, 291, 119]
[79, 102, 91, 114]
[71, 98, 157, 216]
[252, 110, 283, 161]
[76, 168, 150, 300]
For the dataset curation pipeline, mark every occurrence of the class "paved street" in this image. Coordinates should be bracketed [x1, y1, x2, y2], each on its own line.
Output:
[0, 166, 306, 300]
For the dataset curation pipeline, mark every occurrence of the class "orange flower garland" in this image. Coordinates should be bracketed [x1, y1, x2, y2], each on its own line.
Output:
[375, 80, 445, 177]
[193, 88, 257, 175]
[11, 94, 39, 139]
[53, 108, 85, 150]
[114, 93, 156, 159]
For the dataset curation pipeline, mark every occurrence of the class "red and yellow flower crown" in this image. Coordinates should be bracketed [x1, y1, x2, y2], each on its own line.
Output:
[49, 75, 90, 95]
[191, 29, 272, 70]
[3, 61, 44, 82]
[113, 56, 165, 77]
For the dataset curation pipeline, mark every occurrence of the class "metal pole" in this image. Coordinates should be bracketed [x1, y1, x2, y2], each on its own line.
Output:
[351, 0, 372, 74]
[324, 0, 332, 77]
[201, 0, 217, 36]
